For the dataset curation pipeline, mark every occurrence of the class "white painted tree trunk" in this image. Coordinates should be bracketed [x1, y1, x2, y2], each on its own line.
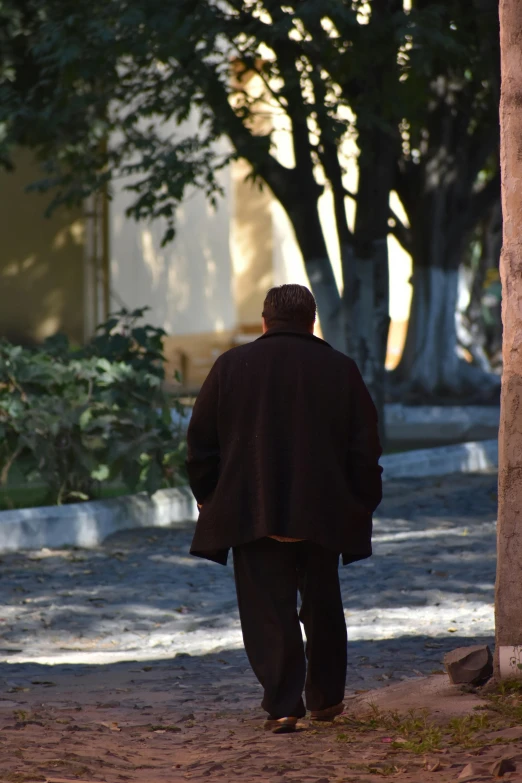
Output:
[396, 265, 499, 398]
[305, 257, 344, 352]
[495, 0, 522, 678]
[342, 240, 389, 442]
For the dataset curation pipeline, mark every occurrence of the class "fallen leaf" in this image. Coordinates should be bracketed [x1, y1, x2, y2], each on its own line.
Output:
[100, 721, 121, 731]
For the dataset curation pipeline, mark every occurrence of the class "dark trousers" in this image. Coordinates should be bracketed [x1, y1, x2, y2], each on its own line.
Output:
[232, 537, 347, 719]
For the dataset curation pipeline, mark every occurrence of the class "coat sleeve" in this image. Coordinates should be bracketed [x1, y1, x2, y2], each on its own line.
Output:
[347, 361, 383, 513]
[186, 359, 221, 504]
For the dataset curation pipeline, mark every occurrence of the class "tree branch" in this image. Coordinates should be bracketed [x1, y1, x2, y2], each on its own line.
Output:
[342, 187, 413, 254]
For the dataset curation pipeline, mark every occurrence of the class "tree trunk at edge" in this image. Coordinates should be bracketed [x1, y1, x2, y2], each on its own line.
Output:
[495, 0, 522, 678]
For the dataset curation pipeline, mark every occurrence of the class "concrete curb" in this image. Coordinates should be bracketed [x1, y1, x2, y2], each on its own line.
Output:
[384, 405, 499, 444]
[0, 488, 197, 553]
[381, 439, 498, 481]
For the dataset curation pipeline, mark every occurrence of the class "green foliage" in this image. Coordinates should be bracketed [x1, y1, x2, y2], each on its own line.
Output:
[0, 0, 463, 242]
[0, 308, 187, 506]
[0, 0, 500, 392]
[485, 679, 522, 724]
[338, 706, 495, 755]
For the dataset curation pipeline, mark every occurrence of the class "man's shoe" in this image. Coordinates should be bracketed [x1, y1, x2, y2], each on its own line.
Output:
[310, 702, 344, 721]
[264, 716, 298, 734]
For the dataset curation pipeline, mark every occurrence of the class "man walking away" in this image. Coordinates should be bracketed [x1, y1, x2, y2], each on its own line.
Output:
[186, 284, 383, 733]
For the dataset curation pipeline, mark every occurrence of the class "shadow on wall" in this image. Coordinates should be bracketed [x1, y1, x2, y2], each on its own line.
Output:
[0, 149, 85, 345]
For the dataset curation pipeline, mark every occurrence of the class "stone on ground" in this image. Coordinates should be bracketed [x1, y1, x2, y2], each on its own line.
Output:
[490, 757, 517, 777]
[457, 762, 490, 781]
[444, 645, 493, 685]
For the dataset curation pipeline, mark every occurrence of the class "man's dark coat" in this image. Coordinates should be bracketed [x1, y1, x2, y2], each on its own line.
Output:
[186, 326, 383, 566]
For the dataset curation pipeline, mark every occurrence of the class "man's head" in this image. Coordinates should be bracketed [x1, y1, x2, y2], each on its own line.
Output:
[261, 284, 316, 333]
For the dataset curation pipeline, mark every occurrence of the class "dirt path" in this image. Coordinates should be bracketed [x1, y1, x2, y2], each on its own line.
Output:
[0, 471, 510, 782]
[1, 663, 521, 782]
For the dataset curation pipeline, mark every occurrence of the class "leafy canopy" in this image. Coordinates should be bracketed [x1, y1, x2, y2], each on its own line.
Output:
[1, 0, 464, 246]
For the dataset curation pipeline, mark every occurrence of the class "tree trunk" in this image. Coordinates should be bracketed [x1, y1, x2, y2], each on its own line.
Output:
[394, 162, 501, 401]
[495, 0, 522, 679]
[342, 241, 389, 442]
[342, 129, 394, 443]
[461, 201, 503, 371]
[286, 200, 344, 351]
[396, 264, 499, 399]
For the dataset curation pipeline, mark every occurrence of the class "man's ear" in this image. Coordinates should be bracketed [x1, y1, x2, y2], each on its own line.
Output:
[262, 316, 268, 334]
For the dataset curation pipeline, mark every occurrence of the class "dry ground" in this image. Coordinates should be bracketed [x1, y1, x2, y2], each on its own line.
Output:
[1, 664, 522, 783]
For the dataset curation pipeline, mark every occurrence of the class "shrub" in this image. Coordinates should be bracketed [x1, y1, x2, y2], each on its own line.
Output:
[0, 308, 187, 505]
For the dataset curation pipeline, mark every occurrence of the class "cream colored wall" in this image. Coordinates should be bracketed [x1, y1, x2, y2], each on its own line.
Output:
[110, 118, 237, 339]
[230, 158, 273, 328]
[0, 149, 85, 345]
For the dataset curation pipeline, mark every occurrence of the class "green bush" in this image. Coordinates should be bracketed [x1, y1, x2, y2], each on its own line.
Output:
[0, 308, 187, 506]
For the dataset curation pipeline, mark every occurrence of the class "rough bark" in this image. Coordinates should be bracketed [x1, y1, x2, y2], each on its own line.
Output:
[495, 0, 522, 677]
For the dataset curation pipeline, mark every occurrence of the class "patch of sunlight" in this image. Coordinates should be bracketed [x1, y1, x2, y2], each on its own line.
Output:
[141, 227, 164, 287]
[167, 264, 190, 313]
[52, 222, 83, 250]
[70, 219, 84, 244]
[147, 553, 212, 567]
[373, 522, 496, 544]
[345, 601, 494, 641]
[4, 627, 246, 666]
[2, 261, 20, 277]
[22, 255, 37, 270]
[357, 1, 371, 25]
[35, 316, 61, 340]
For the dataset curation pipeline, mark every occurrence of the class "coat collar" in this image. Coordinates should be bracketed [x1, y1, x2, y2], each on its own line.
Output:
[257, 325, 332, 348]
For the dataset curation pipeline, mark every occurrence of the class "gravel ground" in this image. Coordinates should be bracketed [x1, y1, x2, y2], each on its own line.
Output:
[0, 471, 501, 783]
[0, 472, 497, 679]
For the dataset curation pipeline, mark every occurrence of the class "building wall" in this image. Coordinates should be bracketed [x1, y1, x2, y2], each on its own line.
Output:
[230, 157, 274, 329]
[0, 149, 85, 345]
[109, 116, 238, 388]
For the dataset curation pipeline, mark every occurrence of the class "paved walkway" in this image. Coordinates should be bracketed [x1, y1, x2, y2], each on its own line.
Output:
[0, 471, 499, 782]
